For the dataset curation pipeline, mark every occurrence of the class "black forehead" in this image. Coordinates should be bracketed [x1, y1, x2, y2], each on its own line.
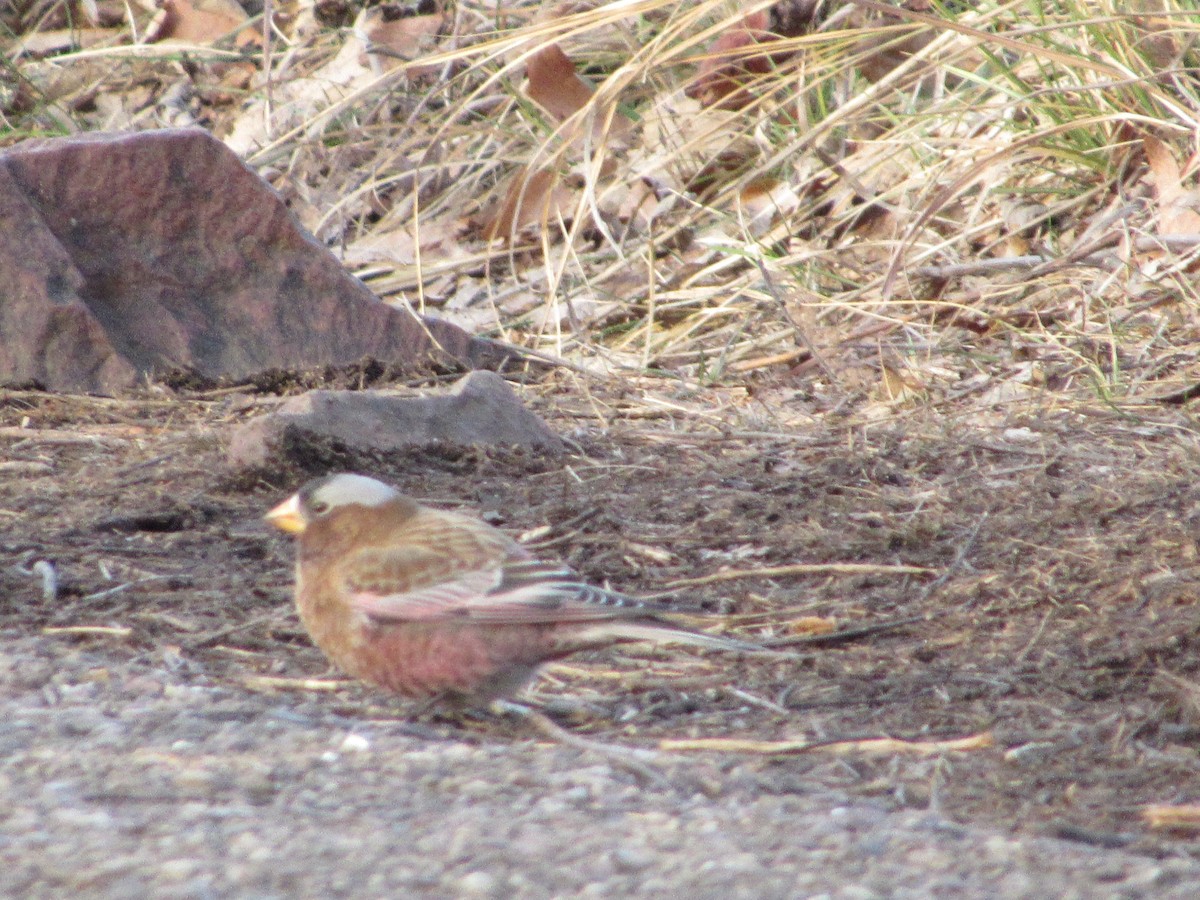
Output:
[298, 475, 336, 501]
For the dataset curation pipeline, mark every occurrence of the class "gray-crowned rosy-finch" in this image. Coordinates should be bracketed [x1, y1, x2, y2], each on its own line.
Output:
[265, 473, 766, 705]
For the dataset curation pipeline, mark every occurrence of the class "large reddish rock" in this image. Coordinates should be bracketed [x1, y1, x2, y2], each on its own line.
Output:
[0, 129, 511, 393]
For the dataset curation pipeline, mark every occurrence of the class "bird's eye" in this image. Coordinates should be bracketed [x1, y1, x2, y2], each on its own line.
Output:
[310, 500, 330, 516]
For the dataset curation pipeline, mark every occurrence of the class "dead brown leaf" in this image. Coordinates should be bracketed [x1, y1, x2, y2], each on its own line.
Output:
[526, 43, 594, 122]
[146, 0, 261, 47]
[1144, 134, 1200, 235]
[355, 5, 446, 79]
[525, 43, 632, 143]
[483, 165, 577, 243]
[737, 177, 801, 236]
[687, 11, 782, 111]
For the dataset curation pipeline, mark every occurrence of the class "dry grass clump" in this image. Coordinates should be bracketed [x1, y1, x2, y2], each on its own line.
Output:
[5, 0, 1200, 423]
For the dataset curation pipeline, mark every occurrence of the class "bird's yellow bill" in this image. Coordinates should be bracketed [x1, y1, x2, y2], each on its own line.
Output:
[265, 494, 306, 533]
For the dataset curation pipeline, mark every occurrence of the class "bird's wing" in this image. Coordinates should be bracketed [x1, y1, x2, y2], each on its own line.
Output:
[346, 553, 666, 624]
[338, 510, 665, 624]
[457, 557, 666, 623]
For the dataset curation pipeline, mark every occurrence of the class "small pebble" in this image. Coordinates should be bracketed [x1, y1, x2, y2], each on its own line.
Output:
[613, 845, 655, 872]
[457, 871, 498, 895]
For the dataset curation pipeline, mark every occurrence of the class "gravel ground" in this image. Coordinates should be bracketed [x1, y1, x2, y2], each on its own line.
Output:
[3, 637, 1200, 899]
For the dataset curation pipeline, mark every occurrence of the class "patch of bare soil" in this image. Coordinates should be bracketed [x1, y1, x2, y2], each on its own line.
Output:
[4, 381, 1200, 896]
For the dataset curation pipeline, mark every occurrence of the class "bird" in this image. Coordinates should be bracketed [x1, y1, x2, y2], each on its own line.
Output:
[265, 472, 770, 707]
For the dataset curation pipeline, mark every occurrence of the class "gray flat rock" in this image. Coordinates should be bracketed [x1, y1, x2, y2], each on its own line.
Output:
[227, 370, 562, 468]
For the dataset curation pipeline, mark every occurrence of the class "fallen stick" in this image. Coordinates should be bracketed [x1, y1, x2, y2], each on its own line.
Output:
[660, 731, 994, 755]
[665, 562, 935, 589]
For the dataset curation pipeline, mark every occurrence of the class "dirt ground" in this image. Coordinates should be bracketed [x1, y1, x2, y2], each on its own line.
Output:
[5, 375, 1200, 896]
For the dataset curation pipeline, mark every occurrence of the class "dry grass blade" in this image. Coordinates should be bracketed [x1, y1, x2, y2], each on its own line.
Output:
[42, 625, 133, 638]
[660, 730, 995, 755]
[242, 676, 351, 692]
[665, 562, 935, 589]
[1143, 804, 1200, 831]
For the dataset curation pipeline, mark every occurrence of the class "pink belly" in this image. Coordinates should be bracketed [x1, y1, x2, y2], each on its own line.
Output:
[334, 621, 566, 701]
